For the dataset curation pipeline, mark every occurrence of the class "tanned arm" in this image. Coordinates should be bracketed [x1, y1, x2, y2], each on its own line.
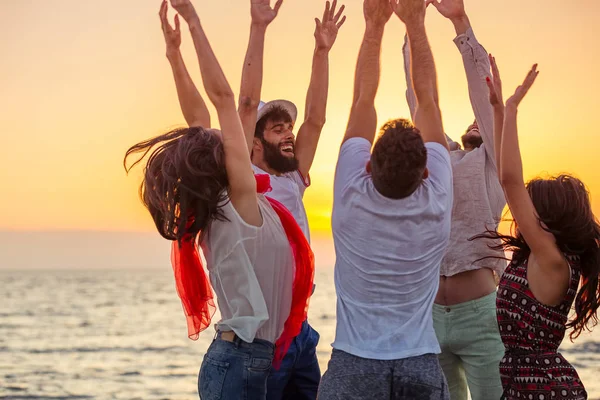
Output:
[392, 0, 448, 149]
[295, 0, 346, 177]
[171, 0, 260, 226]
[496, 63, 570, 305]
[343, 0, 392, 144]
[238, 0, 283, 152]
[160, 0, 210, 128]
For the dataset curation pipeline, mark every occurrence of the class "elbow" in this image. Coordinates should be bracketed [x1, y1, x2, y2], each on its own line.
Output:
[304, 114, 326, 130]
[208, 89, 235, 108]
[416, 97, 439, 113]
[238, 95, 261, 113]
[499, 172, 523, 188]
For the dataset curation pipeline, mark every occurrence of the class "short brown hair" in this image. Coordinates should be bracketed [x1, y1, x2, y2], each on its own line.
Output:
[370, 119, 427, 199]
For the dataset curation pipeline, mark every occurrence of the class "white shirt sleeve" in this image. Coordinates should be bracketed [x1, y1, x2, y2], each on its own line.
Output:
[289, 170, 310, 197]
[334, 138, 371, 200]
[425, 142, 453, 194]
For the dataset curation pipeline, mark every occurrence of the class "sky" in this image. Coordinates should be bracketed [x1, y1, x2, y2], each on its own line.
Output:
[1, 0, 599, 268]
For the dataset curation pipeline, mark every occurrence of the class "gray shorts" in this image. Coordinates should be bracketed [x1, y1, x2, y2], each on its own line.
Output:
[317, 349, 450, 400]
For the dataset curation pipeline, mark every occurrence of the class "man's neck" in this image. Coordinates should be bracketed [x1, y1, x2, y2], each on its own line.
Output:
[252, 159, 284, 177]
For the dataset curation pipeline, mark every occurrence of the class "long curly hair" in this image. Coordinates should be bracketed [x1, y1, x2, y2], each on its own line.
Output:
[124, 127, 229, 243]
[474, 174, 600, 340]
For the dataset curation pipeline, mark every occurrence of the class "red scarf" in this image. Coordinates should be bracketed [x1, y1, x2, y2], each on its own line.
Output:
[170, 174, 315, 369]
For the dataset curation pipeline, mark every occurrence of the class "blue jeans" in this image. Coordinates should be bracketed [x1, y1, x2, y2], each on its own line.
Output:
[198, 334, 275, 400]
[267, 320, 321, 400]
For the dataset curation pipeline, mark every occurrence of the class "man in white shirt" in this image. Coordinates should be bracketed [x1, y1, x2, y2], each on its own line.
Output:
[236, 1, 346, 399]
[402, 1, 505, 398]
[317, 0, 453, 398]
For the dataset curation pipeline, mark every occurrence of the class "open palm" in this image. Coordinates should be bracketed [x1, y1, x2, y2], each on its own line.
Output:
[160, 1, 181, 51]
[506, 64, 539, 107]
[426, 0, 465, 20]
[251, 0, 284, 26]
[315, 0, 347, 50]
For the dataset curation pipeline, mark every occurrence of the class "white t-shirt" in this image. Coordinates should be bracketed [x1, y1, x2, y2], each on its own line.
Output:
[252, 165, 311, 242]
[331, 138, 453, 360]
[201, 194, 294, 343]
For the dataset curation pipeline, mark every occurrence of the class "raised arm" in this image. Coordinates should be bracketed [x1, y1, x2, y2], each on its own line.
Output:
[159, 0, 210, 128]
[170, 0, 260, 225]
[431, 0, 495, 160]
[160, 1, 211, 128]
[391, 0, 448, 150]
[499, 65, 568, 300]
[295, 1, 346, 176]
[238, 0, 283, 151]
[343, 0, 391, 144]
[402, 32, 460, 150]
[485, 54, 504, 175]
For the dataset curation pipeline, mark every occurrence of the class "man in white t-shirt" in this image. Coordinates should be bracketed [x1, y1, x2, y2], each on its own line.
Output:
[317, 0, 453, 399]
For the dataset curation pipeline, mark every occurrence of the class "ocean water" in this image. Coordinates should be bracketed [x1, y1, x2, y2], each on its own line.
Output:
[1, 268, 599, 400]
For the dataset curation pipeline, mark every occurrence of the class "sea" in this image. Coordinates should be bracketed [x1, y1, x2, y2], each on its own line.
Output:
[1, 268, 599, 400]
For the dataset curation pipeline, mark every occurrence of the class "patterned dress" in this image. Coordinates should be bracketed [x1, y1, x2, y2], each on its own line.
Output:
[496, 254, 587, 400]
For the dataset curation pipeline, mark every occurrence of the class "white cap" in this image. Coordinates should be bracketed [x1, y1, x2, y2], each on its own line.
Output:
[256, 99, 298, 123]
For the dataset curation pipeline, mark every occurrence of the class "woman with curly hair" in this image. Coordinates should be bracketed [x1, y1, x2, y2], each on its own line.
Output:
[479, 55, 600, 400]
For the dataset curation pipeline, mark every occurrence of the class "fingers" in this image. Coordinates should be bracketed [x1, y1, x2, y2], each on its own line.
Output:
[323, 1, 331, 22]
[522, 64, 539, 90]
[273, 0, 284, 14]
[159, 1, 172, 33]
[174, 14, 180, 33]
[159, 0, 167, 18]
[333, 4, 345, 23]
[330, 0, 337, 20]
[485, 76, 496, 97]
[489, 54, 500, 80]
[389, 0, 399, 10]
[336, 14, 347, 28]
[315, 17, 322, 30]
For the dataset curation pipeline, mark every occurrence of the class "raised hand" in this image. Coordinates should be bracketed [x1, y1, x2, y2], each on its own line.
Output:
[506, 64, 539, 108]
[170, 0, 198, 23]
[389, 0, 426, 24]
[160, 1, 181, 52]
[485, 54, 503, 108]
[363, 0, 393, 26]
[251, 0, 284, 27]
[426, 0, 465, 20]
[315, 0, 347, 51]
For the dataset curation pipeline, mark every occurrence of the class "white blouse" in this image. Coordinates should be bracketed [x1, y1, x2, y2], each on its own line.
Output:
[200, 194, 294, 343]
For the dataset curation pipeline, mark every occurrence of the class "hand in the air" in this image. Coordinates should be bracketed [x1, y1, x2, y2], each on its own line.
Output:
[315, 0, 347, 51]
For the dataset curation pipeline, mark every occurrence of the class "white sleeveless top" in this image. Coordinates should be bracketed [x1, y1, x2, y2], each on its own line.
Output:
[200, 194, 294, 343]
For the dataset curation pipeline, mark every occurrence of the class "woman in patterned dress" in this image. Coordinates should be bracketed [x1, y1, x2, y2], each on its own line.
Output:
[477, 56, 600, 400]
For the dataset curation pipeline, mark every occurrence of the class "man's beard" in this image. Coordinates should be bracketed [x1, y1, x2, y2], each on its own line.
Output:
[461, 131, 483, 149]
[261, 138, 299, 173]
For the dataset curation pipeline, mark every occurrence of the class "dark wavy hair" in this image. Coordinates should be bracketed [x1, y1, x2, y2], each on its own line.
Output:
[254, 106, 293, 140]
[371, 118, 427, 199]
[474, 175, 600, 339]
[123, 127, 229, 243]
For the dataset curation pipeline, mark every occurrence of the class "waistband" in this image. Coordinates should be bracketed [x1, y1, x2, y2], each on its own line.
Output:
[433, 291, 497, 314]
[214, 331, 275, 353]
[504, 348, 559, 356]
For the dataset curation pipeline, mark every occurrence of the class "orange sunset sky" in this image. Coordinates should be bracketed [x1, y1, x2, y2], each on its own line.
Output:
[1, 0, 599, 268]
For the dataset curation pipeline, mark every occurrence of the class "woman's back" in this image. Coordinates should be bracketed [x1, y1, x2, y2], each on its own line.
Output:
[497, 254, 587, 399]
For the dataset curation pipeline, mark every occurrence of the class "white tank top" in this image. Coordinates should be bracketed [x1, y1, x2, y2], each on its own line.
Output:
[200, 194, 294, 343]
